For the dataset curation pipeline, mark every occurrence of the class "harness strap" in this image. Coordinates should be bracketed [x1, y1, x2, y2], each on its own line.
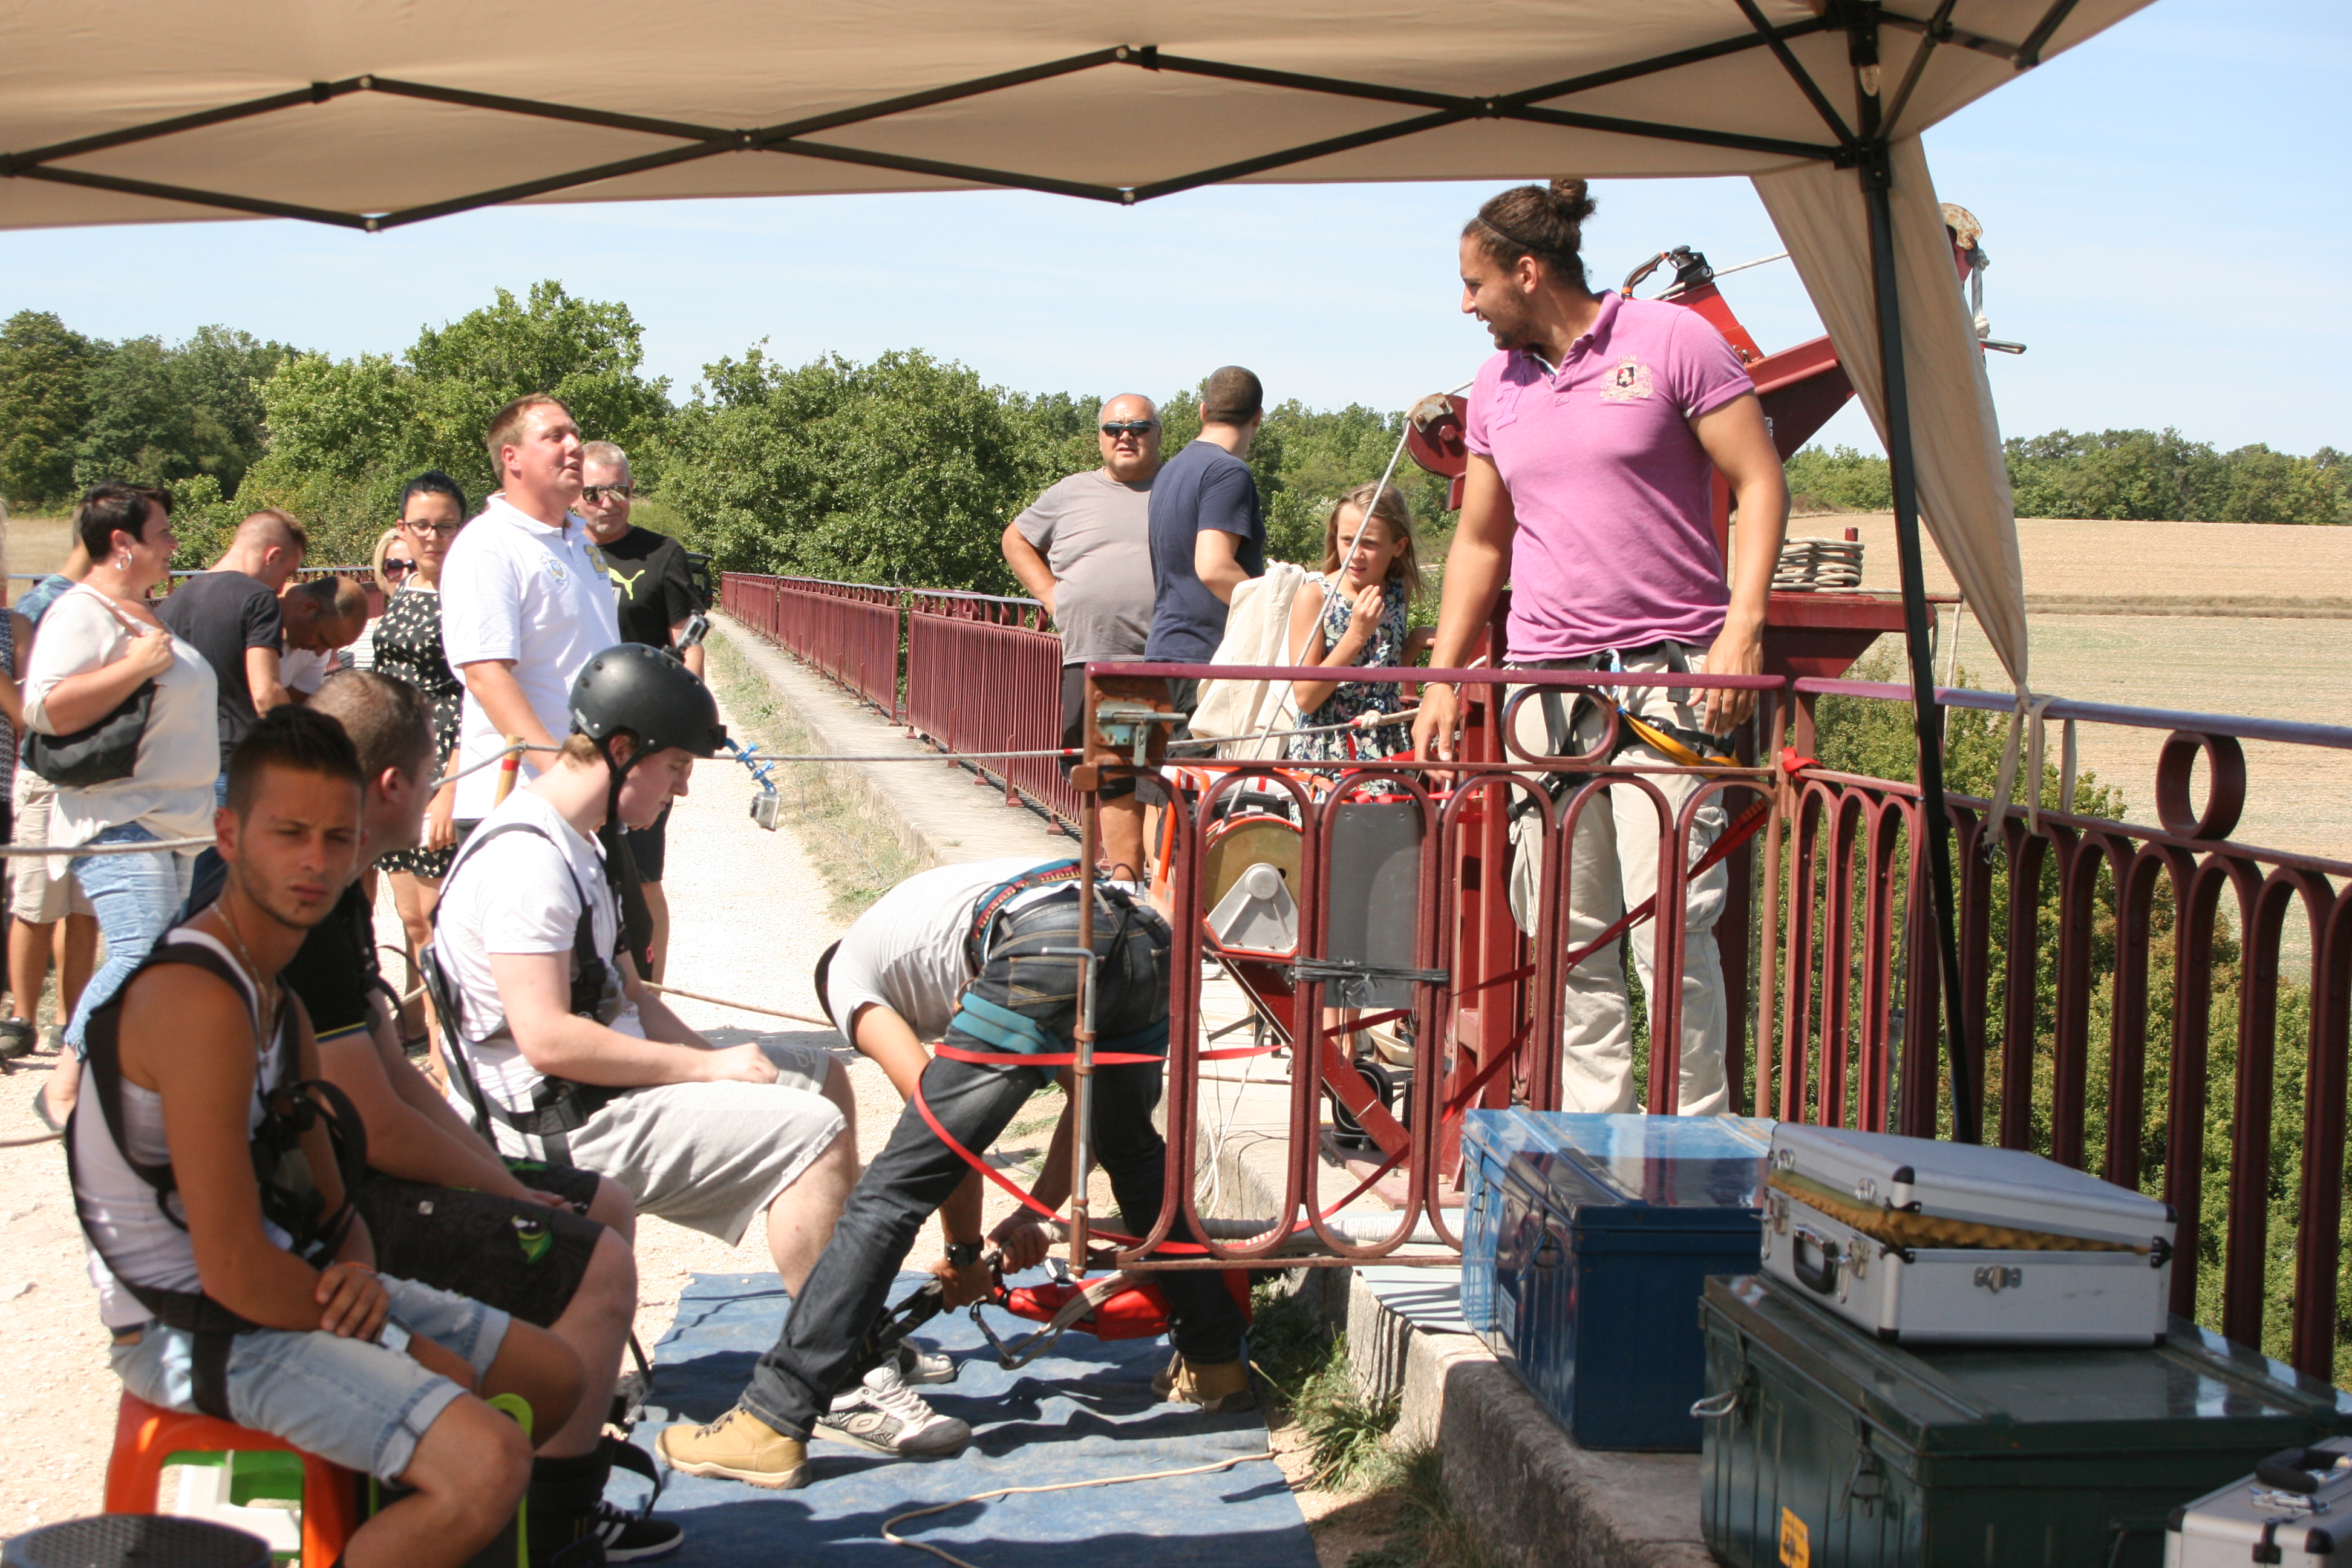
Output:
[963, 860, 1083, 966]
[430, 820, 627, 1146]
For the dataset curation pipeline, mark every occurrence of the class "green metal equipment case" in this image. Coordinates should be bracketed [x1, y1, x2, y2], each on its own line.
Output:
[1699, 1274, 2351, 1568]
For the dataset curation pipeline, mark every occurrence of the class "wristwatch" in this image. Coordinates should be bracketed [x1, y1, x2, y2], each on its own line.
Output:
[944, 1241, 984, 1270]
[375, 1319, 413, 1356]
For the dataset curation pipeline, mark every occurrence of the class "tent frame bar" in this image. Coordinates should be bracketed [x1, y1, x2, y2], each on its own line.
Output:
[1, 11, 2051, 232]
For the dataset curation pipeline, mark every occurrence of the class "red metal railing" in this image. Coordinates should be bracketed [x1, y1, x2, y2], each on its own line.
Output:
[719, 574, 903, 718]
[903, 590, 1076, 823]
[720, 570, 2352, 1380]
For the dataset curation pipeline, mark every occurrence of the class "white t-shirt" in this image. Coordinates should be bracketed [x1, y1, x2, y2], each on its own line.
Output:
[438, 494, 622, 819]
[434, 788, 643, 1117]
[824, 856, 1072, 1046]
[279, 646, 333, 694]
[22, 584, 220, 848]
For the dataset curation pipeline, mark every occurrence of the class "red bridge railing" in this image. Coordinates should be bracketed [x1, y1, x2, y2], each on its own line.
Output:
[719, 574, 903, 719]
[719, 569, 2352, 1383]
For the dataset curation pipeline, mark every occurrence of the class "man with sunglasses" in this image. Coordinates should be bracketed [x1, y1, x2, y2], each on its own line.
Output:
[1000, 396, 1162, 881]
[578, 440, 705, 983]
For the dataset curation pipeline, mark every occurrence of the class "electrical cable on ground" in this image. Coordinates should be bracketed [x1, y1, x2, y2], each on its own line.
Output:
[879, 1449, 1278, 1568]
[0, 1131, 61, 1148]
[642, 982, 831, 1030]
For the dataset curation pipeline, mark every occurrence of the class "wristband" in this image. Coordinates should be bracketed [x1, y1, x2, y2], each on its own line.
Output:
[944, 1241, 984, 1269]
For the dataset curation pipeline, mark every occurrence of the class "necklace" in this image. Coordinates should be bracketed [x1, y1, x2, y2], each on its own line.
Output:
[214, 902, 280, 1053]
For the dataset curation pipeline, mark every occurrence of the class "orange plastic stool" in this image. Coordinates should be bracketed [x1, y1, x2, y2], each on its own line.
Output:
[104, 1390, 359, 1567]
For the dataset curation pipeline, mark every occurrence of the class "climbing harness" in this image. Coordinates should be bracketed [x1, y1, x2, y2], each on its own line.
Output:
[70, 936, 370, 1420]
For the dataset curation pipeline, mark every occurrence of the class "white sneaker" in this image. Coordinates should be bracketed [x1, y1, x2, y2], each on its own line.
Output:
[897, 1341, 956, 1385]
[815, 1361, 970, 1457]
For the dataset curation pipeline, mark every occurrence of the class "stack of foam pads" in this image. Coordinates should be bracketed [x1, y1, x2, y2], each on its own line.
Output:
[630, 1272, 1316, 1567]
[1772, 537, 1865, 592]
[1699, 1125, 2352, 1568]
[1460, 1110, 1776, 1450]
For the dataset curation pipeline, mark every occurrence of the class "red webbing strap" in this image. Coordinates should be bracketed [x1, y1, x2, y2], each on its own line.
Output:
[933, 1044, 1168, 1070]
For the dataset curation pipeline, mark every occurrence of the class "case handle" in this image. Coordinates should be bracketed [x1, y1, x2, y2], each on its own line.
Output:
[1791, 1226, 1841, 1296]
[2256, 1446, 2352, 1495]
[1690, 1390, 1742, 1420]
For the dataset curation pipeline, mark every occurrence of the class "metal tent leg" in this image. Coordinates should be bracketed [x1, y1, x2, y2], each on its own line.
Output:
[1861, 145, 1982, 1142]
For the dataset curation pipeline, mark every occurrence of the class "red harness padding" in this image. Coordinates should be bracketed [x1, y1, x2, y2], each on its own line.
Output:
[998, 1267, 1253, 1342]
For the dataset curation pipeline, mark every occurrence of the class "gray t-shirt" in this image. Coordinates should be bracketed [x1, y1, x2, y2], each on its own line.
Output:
[1015, 469, 1155, 667]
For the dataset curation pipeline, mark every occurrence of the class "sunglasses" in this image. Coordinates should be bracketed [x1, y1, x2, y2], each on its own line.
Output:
[581, 483, 635, 503]
[384, 558, 415, 575]
[1100, 421, 1157, 438]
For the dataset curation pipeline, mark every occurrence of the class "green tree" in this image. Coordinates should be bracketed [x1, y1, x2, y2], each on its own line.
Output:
[241, 281, 671, 565]
[662, 347, 1062, 590]
[0, 310, 95, 506]
[1783, 443, 1892, 513]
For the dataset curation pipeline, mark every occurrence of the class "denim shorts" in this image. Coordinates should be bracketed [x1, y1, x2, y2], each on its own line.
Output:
[109, 1275, 511, 1484]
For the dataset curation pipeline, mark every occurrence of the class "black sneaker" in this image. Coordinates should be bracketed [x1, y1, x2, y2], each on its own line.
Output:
[587, 1501, 682, 1563]
[0, 1019, 33, 1060]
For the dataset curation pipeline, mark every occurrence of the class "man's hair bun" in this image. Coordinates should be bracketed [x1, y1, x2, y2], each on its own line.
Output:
[1548, 178, 1597, 225]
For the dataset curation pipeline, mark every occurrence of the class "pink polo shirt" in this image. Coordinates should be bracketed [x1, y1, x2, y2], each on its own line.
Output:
[1464, 290, 1754, 662]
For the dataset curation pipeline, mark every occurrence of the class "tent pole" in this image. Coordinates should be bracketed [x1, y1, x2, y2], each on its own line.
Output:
[1861, 141, 1981, 1142]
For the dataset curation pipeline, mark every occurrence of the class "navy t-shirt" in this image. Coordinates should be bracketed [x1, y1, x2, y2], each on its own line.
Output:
[1145, 440, 1265, 662]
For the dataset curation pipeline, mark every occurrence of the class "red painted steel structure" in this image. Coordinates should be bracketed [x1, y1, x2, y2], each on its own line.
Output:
[903, 590, 1078, 825]
[719, 575, 2352, 1381]
[718, 573, 901, 718]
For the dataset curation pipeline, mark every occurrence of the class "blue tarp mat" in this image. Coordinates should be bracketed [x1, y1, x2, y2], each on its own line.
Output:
[615, 1272, 1318, 1567]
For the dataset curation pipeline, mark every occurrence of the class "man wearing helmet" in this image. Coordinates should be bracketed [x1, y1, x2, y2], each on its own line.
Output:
[428, 644, 968, 1460]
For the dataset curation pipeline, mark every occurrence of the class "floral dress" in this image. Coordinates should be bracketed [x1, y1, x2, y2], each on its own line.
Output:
[373, 583, 462, 878]
[1288, 578, 1413, 763]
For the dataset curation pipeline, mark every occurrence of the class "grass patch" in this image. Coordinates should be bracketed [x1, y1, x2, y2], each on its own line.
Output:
[705, 626, 919, 916]
[1249, 1284, 1499, 1568]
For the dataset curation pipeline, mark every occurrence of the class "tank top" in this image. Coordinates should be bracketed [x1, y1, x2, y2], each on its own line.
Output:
[73, 927, 292, 1328]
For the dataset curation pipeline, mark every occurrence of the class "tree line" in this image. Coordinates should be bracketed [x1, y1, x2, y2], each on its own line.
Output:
[1788, 430, 2349, 525]
[3, 282, 2340, 587]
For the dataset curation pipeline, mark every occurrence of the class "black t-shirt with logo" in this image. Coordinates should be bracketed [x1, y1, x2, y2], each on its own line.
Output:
[593, 526, 703, 650]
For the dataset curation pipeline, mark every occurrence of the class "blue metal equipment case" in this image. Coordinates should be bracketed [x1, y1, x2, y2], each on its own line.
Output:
[1462, 1111, 1771, 1451]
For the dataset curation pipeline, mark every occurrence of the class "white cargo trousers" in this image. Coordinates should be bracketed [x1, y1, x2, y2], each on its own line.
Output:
[1506, 643, 1730, 1116]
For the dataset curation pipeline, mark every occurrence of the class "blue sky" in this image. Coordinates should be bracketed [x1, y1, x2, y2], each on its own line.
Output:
[1, 1, 2343, 457]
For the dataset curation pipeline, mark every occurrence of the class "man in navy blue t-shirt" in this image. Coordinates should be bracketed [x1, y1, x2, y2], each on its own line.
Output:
[1145, 365, 1267, 723]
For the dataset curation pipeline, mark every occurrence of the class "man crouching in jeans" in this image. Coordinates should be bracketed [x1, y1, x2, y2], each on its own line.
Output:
[658, 859, 1248, 1488]
[73, 708, 583, 1568]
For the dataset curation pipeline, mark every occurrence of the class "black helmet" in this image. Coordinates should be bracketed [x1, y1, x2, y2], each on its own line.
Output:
[568, 644, 728, 759]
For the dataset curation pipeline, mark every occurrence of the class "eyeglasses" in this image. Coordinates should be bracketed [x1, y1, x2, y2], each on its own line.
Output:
[402, 520, 463, 536]
[1100, 421, 1157, 438]
[581, 483, 634, 503]
[384, 558, 415, 576]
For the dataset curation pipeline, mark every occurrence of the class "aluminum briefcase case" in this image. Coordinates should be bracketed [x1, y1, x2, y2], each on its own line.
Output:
[1762, 1123, 2174, 1344]
[2164, 1437, 2352, 1566]
[1698, 1273, 2352, 1568]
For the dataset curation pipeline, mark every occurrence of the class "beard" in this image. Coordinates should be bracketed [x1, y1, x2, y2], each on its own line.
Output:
[1479, 295, 1538, 351]
[230, 860, 341, 935]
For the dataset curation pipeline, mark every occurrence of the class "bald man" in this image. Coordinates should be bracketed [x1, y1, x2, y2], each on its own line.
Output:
[1000, 393, 1163, 878]
[159, 509, 312, 773]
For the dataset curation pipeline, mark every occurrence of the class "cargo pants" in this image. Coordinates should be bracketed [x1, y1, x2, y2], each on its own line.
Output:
[1506, 642, 1730, 1116]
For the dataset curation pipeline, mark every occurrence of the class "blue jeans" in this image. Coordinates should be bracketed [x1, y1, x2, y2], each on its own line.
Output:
[67, 823, 196, 1054]
[740, 886, 1245, 1439]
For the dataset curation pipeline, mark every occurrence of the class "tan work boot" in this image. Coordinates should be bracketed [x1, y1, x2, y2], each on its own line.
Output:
[1166, 1355, 1255, 1413]
[1152, 1351, 1185, 1400]
[656, 1406, 810, 1489]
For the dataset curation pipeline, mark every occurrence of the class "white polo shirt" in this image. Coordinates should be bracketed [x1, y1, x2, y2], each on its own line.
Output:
[439, 493, 622, 818]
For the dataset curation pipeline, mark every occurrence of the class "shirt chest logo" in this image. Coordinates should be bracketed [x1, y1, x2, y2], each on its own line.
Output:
[1599, 354, 1655, 403]
[544, 557, 570, 586]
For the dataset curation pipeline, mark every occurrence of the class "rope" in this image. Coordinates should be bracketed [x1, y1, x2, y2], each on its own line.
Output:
[880, 1449, 1277, 1568]
[641, 982, 831, 1030]
[0, 1131, 62, 1148]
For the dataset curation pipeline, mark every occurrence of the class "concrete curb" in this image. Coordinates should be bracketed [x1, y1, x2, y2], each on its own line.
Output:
[711, 614, 1072, 868]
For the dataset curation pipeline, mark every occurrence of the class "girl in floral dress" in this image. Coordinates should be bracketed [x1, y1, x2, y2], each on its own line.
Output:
[1284, 481, 1432, 763]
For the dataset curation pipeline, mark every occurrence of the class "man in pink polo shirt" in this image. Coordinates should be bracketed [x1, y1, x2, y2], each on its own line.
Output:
[1413, 178, 1788, 1116]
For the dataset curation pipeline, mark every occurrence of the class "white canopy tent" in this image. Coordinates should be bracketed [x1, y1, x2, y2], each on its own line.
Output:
[0, 0, 2154, 1125]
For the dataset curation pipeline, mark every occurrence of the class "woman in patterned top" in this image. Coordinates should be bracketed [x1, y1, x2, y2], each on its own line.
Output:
[1283, 481, 1432, 764]
[374, 472, 469, 1040]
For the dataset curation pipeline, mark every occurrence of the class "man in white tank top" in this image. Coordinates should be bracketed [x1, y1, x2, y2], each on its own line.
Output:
[74, 708, 587, 1568]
